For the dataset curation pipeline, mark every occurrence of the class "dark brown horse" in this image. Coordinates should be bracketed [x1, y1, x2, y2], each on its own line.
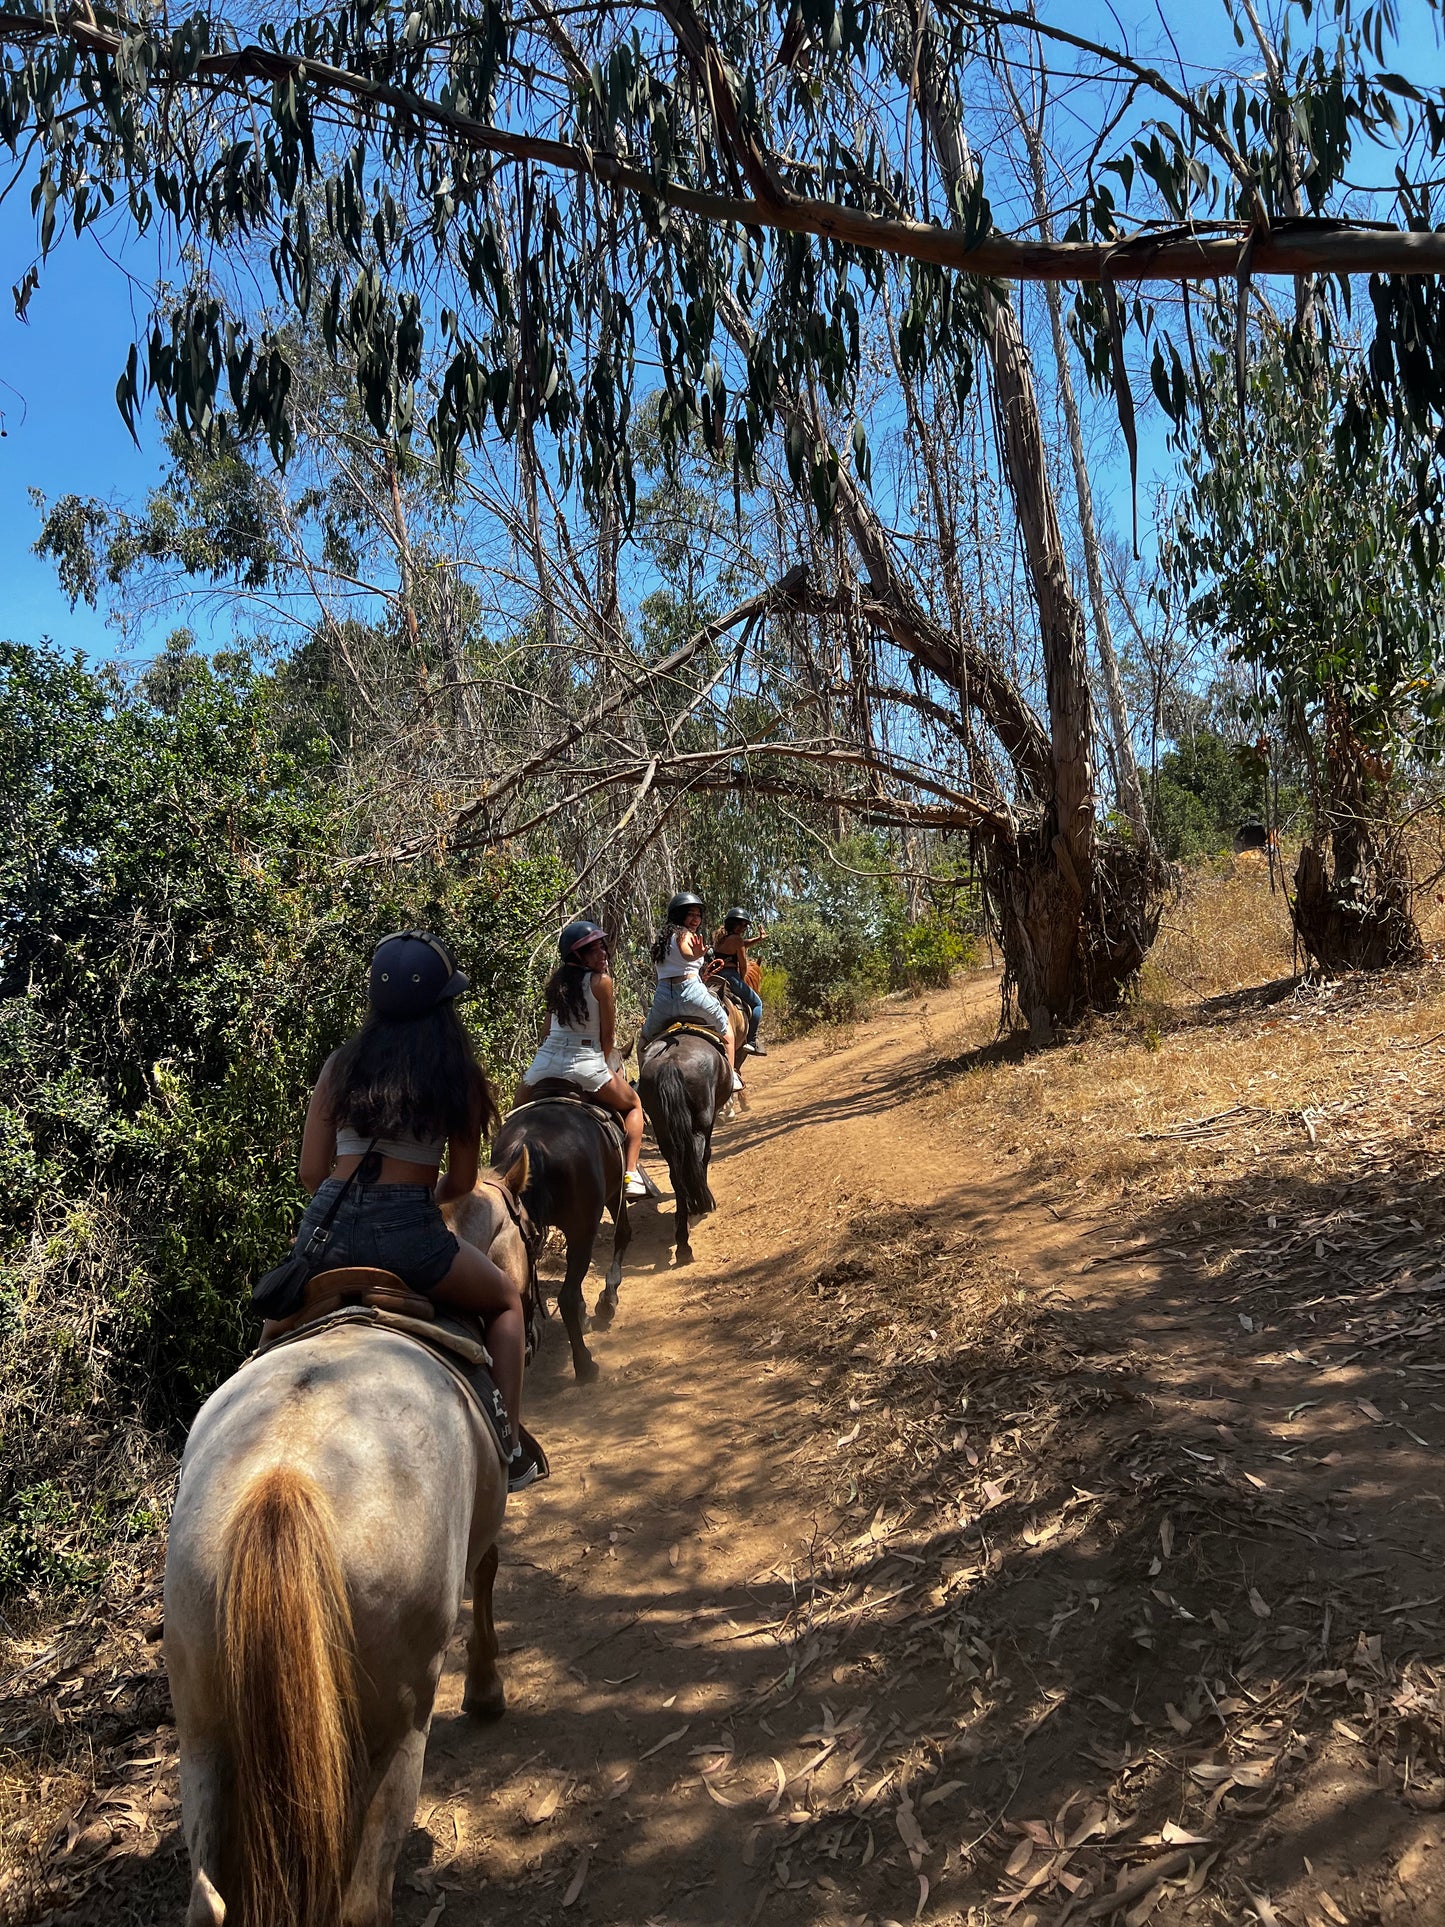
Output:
[491, 1090, 631, 1382]
[638, 1027, 731, 1264]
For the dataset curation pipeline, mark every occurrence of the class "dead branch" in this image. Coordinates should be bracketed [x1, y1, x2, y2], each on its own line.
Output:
[368, 566, 807, 864]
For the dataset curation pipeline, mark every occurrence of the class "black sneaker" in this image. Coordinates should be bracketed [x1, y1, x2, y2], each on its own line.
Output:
[508, 1427, 549, 1493]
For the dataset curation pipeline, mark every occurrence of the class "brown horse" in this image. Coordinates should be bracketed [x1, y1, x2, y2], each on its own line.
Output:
[164, 1157, 531, 1927]
[491, 1091, 631, 1382]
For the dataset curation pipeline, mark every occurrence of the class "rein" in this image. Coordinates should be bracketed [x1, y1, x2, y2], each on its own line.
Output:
[475, 1171, 549, 1337]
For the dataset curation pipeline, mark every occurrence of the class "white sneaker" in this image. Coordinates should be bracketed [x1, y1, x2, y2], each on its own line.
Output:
[623, 1170, 647, 1199]
[731, 1070, 744, 1092]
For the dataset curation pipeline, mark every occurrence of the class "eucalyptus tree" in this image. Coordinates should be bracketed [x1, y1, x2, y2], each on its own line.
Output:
[1162, 319, 1445, 969]
[6, 0, 1445, 1025]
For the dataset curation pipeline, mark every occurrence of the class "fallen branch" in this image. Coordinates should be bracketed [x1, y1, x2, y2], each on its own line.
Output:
[363, 567, 806, 864]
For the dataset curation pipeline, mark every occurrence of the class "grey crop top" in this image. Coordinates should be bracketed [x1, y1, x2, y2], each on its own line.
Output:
[334, 1124, 446, 1164]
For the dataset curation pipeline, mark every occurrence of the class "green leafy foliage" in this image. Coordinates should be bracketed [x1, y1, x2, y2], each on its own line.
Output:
[0, 637, 560, 1598]
[3, 0, 1444, 538]
[1161, 328, 1445, 802]
[1147, 730, 1268, 860]
[766, 837, 976, 1023]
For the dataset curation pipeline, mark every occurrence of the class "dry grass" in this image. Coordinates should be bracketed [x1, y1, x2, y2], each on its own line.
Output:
[1143, 855, 1298, 1003]
[950, 857, 1445, 1206]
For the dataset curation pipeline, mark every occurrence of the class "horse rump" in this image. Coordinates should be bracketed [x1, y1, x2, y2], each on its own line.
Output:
[644, 1050, 715, 1216]
[218, 1464, 366, 1927]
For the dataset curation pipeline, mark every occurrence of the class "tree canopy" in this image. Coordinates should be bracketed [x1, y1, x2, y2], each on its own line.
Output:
[3, 0, 1445, 510]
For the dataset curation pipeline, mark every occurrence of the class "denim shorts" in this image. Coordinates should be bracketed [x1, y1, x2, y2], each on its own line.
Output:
[295, 1181, 459, 1294]
[644, 977, 729, 1039]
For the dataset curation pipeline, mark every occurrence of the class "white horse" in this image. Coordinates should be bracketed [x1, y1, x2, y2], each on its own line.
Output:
[164, 1155, 532, 1927]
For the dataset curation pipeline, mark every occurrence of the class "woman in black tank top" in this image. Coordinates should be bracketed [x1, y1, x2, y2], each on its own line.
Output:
[294, 930, 544, 1490]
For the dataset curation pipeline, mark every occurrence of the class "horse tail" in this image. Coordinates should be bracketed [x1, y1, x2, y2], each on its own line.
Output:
[651, 1054, 714, 1215]
[218, 1464, 366, 1927]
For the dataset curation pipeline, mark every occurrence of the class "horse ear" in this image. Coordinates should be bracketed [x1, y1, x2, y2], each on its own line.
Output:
[501, 1145, 529, 1197]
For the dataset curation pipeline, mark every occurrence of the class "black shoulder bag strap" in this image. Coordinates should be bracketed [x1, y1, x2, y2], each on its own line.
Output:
[298, 1136, 380, 1261]
[252, 1137, 380, 1315]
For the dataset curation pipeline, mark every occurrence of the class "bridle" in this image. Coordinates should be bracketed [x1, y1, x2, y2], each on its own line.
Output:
[475, 1170, 548, 1357]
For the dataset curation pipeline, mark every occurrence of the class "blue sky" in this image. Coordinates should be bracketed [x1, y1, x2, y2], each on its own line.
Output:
[0, 200, 164, 655]
[0, 2, 1439, 663]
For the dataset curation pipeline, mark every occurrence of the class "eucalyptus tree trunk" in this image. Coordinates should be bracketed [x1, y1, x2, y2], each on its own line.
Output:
[1008, 75, 1152, 846]
[898, 10, 1162, 1034]
[1293, 690, 1422, 970]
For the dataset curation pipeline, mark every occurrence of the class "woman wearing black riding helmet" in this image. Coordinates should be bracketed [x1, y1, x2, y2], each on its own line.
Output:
[517, 919, 648, 1199]
[295, 930, 545, 1491]
[712, 907, 768, 1056]
[642, 892, 743, 1092]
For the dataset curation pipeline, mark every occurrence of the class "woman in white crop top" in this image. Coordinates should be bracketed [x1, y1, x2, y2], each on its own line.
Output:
[517, 919, 648, 1199]
[641, 891, 742, 1091]
[294, 928, 545, 1490]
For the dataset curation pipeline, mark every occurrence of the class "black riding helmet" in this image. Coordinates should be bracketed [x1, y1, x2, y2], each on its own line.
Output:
[666, 891, 705, 921]
[559, 918, 607, 961]
[368, 929, 469, 1017]
[723, 906, 752, 930]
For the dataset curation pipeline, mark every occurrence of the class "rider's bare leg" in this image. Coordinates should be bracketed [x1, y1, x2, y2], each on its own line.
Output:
[430, 1239, 525, 1440]
[595, 1072, 645, 1176]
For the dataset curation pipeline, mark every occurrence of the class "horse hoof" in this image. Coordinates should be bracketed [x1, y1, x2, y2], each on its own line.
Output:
[574, 1353, 600, 1383]
[463, 1681, 507, 1722]
[675, 1244, 694, 1266]
[592, 1293, 616, 1327]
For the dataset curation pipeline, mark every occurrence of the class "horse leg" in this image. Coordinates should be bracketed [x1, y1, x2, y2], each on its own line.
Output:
[463, 1541, 506, 1720]
[674, 1191, 692, 1265]
[342, 1722, 430, 1927]
[594, 1194, 630, 1324]
[177, 1741, 229, 1927]
[557, 1229, 599, 1381]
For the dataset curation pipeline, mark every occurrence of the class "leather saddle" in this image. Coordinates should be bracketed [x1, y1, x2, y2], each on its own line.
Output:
[262, 1266, 450, 1342]
[253, 1272, 517, 1470]
[643, 1021, 729, 1062]
[508, 1082, 626, 1151]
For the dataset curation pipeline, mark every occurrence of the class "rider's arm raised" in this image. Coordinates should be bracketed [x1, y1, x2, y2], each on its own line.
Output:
[298, 1056, 338, 1195]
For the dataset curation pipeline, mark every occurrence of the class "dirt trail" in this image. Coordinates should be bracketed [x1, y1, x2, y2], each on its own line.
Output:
[14, 969, 1445, 1926]
[404, 979, 1002, 1926]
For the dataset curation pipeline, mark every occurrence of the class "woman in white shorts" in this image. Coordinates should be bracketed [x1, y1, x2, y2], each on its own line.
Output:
[641, 892, 743, 1092]
[518, 920, 647, 1198]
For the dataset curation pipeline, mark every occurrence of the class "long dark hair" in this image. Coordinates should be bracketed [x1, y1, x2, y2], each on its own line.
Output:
[544, 960, 594, 1028]
[650, 914, 687, 965]
[327, 1001, 500, 1142]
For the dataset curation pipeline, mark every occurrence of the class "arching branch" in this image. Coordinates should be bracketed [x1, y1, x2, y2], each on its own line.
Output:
[3, 9, 1444, 283]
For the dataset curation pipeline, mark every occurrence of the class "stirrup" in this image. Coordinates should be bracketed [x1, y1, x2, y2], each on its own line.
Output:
[508, 1425, 549, 1493]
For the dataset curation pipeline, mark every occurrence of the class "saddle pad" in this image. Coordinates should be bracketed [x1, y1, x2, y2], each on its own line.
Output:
[643, 1021, 728, 1062]
[253, 1305, 512, 1466]
[506, 1089, 626, 1156]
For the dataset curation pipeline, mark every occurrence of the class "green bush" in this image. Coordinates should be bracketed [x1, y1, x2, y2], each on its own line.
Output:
[0, 638, 561, 1600]
[766, 838, 980, 1026]
[890, 913, 974, 991]
[756, 962, 790, 1024]
[768, 902, 881, 1024]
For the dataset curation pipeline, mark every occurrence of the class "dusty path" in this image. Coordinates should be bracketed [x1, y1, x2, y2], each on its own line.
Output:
[13, 968, 1445, 1926]
[398, 979, 1003, 1926]
[399, 971, 1445, 1927]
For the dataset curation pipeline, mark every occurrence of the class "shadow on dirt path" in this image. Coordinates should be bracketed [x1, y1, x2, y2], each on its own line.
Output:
[11, 967, 1445, 1927]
